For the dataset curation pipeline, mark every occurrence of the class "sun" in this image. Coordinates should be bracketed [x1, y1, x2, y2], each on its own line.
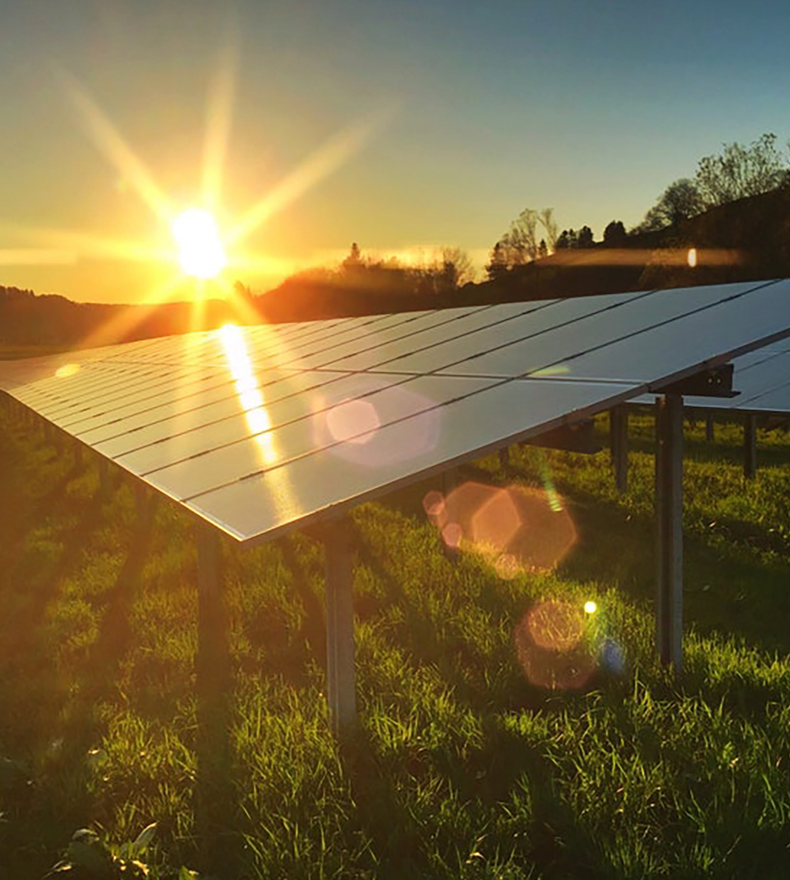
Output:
[171, 207, 227, 279]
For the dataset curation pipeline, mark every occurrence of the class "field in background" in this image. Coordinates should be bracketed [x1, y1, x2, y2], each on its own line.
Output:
[0, 345, 75, 361]
[1, 409, 790, 878]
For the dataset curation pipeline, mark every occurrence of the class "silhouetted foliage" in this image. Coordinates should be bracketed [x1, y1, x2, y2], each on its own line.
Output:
[440, 246, 476, 288]
[634, 178, 705, 232]
[486, 241, 510, 281]
[602, 220, 627, 247]
[342, 242, 363, 271]
[695, 133, 788, 207]
[555, 229, 576, 249]
[576, 225, 594, 248]
[490, 207, 559, 270]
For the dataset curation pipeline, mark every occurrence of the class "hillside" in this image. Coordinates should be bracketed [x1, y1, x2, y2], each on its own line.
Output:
[4, 185, 790, 349]
[0, 286, 253, 349]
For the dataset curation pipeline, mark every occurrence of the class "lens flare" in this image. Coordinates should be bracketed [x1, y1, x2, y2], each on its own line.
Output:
[514, 599, 596, 690]
[527, 600, 585, 651]
[584, 600, 597, 615]
[315, 381, 441, 467]
[55, 363, 81, 379]
[326, 399, 381, 444]
[687, 247, 698, 268]
[426, 480, 576, 575]
[600, 638, 625, 675]
[422, 490, 445, 518]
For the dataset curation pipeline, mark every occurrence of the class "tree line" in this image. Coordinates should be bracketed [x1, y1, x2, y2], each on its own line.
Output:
[4, 131, 790, 346]
[485, 132, 790, 280]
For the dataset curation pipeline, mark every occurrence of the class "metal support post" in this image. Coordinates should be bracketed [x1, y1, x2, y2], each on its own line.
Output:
[195, 524, 230, 868]
[441, 467, 460, 562]
[442, 466, 459, 498]
[744, 413, 757, 479]
[323, 518, 356, 737]
[655, 394, 684, 674]
[705, 412, 714, 443]
[610, 405, 629, 494]
[98, 457, 110, 495]
[135, 482, 152, 527]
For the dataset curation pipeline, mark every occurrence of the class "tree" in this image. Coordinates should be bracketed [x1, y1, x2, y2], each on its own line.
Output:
[538, 208, 559, 251]
[342, 242, 363, 271]
[576, 225, 594, 248]
[602, 220, 627, 247]
[555, 229, 577, 249]
[486, 241, 509, 281]
[440, 246, 475, 288]
[504, 208, 540, 264]
[695, 133, 788, 207]
[490, 206, 560, 271]
[634, 179, 704, 233]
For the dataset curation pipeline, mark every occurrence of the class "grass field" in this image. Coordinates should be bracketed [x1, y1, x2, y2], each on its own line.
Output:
[1, 406, 790, 878]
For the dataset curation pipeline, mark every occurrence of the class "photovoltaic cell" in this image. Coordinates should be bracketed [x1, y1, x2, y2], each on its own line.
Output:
[2, 278, 790, 545]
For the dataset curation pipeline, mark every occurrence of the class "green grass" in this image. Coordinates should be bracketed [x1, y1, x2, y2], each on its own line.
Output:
[2, 408, 790, 878]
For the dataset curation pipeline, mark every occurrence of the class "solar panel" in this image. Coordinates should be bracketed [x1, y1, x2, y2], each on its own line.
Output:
[3, 279, 790, 545]
[633, 339, 790, 414]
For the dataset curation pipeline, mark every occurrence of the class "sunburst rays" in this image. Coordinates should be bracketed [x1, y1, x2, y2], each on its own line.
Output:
[4, 34, 387, 349]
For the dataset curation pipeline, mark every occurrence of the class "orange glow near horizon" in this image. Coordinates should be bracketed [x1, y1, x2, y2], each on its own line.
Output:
[0, 45, 388, 340]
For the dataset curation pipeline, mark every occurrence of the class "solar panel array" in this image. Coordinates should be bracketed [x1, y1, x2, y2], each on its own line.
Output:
[1, 278, 789, 545]
[633, 339, 790, 414]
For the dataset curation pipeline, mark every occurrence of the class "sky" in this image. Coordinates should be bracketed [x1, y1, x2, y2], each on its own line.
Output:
[1, 0, 790, 304]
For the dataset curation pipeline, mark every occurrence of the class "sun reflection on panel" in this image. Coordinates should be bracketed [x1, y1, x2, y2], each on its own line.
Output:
[217, 323, 276, 465]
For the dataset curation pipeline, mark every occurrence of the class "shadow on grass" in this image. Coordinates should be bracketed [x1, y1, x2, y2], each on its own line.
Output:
[555, 481, 790, 658]
[278, 537, 327, 678]
[339, 715, 604, 879]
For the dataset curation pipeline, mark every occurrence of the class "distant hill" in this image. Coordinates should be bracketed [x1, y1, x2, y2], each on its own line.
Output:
[0, 286, 251, 350]
[257, 186, 790, 321]
[4, 185, 790, 348]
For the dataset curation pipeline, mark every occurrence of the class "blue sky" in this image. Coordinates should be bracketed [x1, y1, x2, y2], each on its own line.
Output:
[1, 0, 789, 303]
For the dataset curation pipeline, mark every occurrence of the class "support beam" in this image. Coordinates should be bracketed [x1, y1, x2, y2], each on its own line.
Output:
[441, 467, 460, 563]
[442, 466, 459, 498]
[610, 405, 629, 494]
[98, 457, 110, 495]
[195, 524, 231, 869]
[655, 394, 684, 674]
[744, 413, 757, 479]
[323, 518, 356, 737]
[135, 482, 153, 527]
